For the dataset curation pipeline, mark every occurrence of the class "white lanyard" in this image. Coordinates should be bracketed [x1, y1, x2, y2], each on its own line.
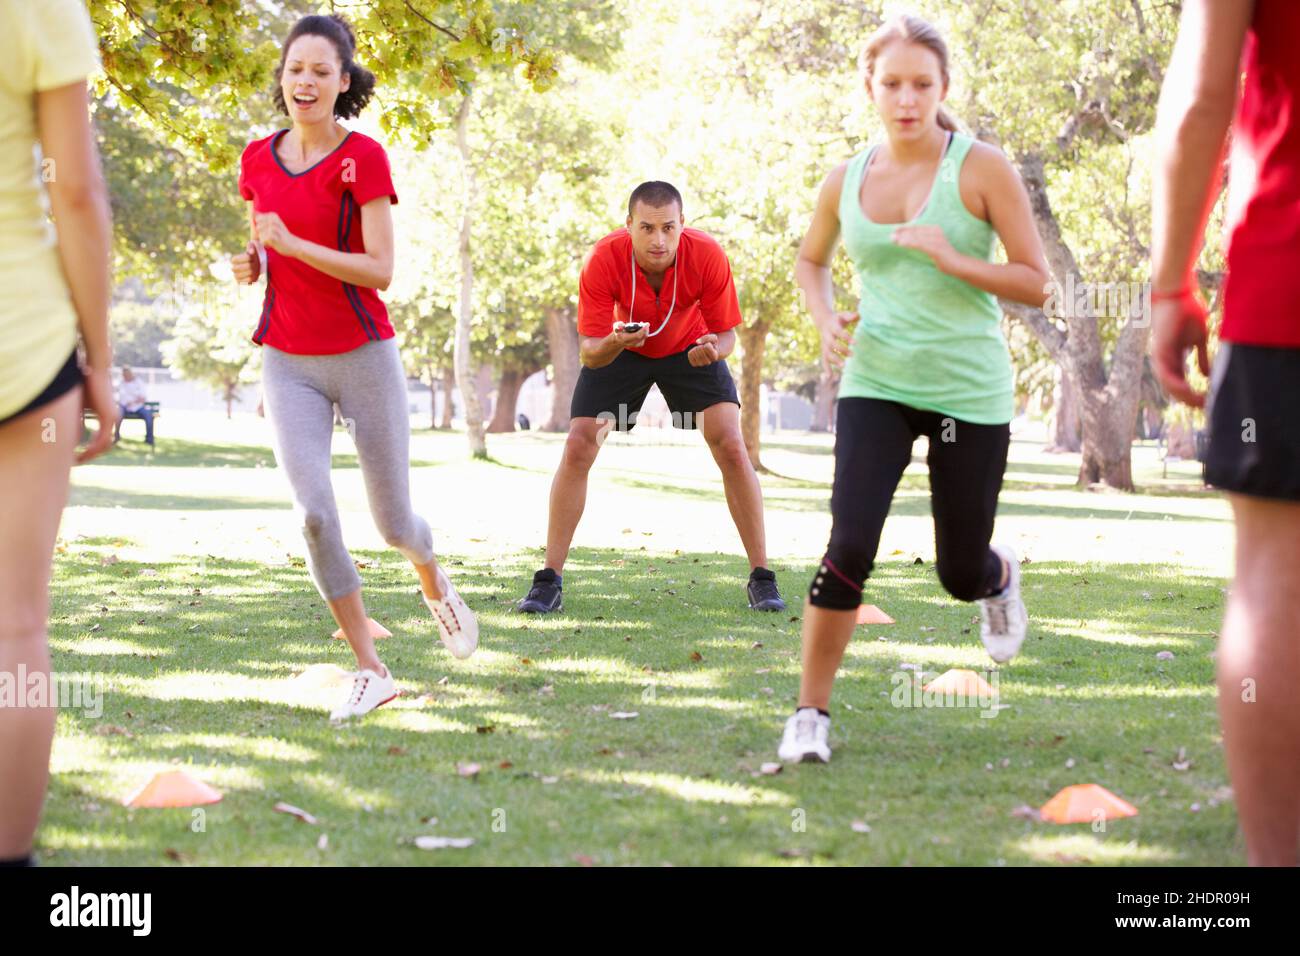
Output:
[626, 244, 680, 338]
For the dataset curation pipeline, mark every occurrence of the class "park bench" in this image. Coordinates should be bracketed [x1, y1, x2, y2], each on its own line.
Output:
[84, 401, 161, 443]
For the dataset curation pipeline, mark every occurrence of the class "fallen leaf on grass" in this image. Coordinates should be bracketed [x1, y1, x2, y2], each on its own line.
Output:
[316, 834, 328, 851]
[1172, 747, 1191, 772]
[476, 725, 496, 734]
[1156, 650, 1175, 661]
[610, 711, 639, 720]
[574, 854, 595, 867]
[414, 836, 474, 850]
[387, 746, 407, 756]
[456, 762, 481, 779]
[757, 762, 783, 776]
[1010, 805, 1042, 822]
[689, 651, 703, 662]
[851, 820, 872, 833]
[273, 802, 318, 825]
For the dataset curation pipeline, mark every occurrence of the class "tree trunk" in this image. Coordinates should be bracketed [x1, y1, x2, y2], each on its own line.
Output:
[1077, 385, 1141, 488]
[543, 306, 579, 432]
[736, 319, 770, 470]
[453, 94, 487, 459]
[425, 364, 436, 430]
[811, 365, 839, 432]
[1005, 152, 1153, 490]
[1046, 366, 1081, 452]
[439, 366, 455, 430]
[224, 382, 234, 419]
[487, 367, 525, 433]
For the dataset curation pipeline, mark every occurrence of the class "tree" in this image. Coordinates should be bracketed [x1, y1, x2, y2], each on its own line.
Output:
[161, 284, 260, 417]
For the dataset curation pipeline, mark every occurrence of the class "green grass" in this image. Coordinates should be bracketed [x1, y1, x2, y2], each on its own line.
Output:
[40, 412, 1240, 865]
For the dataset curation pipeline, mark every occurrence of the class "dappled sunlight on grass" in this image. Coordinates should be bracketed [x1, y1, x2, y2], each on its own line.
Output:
[1009, 833, 1178, 865]
[40, 418, 1243, 864]
[574, 769, 791, 807]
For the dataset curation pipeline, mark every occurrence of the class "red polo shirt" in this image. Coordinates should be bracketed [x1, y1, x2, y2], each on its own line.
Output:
[577, 227, 744, 359]
[1222, 0, 1300, 347]
[238, 129, 398, 354]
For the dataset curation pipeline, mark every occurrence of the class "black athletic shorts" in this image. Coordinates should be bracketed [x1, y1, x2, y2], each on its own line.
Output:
[0, 350, 81, 428]
[1205, 341, 1300, 502]
[570, 347, 739, 431]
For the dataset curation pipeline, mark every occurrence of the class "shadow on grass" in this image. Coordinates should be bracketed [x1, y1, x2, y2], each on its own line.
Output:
[92, 436, 440, 471]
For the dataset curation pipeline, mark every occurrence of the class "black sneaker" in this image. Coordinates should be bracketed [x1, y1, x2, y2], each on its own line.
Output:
[747, 567, 786, 611]
[517, 568, 563, 614]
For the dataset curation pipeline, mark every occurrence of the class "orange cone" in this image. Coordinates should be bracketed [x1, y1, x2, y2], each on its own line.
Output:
[922, 668, 996, 698]
[332, 618, 392, 641]
[1039, 784, 1138, 824]
[856, 604, 895, 625]
[125, 770, 223, 808]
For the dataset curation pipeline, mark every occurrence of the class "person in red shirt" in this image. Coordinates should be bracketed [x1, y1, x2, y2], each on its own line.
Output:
[517, 182, 786, 615]
[1151, 0, 1300, 865]
[230, 14, 477, 721]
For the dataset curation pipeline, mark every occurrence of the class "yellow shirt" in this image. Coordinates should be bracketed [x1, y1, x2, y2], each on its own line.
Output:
[0, 0, 99, 419]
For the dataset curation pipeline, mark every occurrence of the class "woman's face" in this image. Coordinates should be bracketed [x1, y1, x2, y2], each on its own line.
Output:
[868, 39, 947, 140]
[281, 34, 350, 123]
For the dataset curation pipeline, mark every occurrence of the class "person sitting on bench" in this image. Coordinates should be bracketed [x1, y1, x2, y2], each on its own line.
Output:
[114, 367, 153, 445]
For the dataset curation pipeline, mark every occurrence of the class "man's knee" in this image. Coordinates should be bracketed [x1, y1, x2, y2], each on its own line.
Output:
[706, 428, 749, 470]
[561, 425, 602, 472]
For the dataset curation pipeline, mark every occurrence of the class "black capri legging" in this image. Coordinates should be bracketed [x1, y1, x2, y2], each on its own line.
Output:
[810, 397, 1010, 609]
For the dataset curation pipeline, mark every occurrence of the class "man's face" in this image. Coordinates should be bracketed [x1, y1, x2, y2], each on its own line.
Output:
[625, 201, 684, 273]
[123, 369, 134, 381]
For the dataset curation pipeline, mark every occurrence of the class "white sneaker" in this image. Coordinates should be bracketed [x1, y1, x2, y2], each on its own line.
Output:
[978, 544, 1028, 663]
[423, 565, 478, 659]
[778, 708, 831, 763]
[330, 666, 397, 721]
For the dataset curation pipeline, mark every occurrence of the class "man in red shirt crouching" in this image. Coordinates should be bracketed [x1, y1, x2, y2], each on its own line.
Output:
[517, 181, 786, 615]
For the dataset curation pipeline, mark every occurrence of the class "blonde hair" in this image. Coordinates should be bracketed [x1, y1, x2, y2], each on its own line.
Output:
[859, 13, 960, 133]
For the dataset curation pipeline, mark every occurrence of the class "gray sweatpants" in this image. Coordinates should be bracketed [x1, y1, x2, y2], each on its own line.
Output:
[262, 338, 433, 600]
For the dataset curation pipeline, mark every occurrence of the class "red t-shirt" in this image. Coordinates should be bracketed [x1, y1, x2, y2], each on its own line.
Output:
[1222, 0, 1300, 347]
[576, 227, 743, 359]
[238, 129, 398, 354]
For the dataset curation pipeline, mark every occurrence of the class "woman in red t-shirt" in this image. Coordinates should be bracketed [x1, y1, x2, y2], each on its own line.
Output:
[1152, 0, 1300, 866]
[230, 14, 477, 721]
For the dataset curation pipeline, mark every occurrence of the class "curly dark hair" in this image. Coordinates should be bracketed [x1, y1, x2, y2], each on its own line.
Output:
[273, 14, 376, 119]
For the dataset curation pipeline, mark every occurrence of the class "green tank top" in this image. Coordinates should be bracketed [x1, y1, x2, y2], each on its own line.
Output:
[837, 132, 1013, 424]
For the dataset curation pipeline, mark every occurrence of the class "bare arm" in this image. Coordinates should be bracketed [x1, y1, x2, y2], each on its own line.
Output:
[795, 163, 858, 370]
[37, 81, 111, 370]
[1151, 0, 1253, 293]
[1149, 0, 1254, 407]
[36, 79, 115, 462]
[580, 326, 647, 369]
[254, 198, 396, 291]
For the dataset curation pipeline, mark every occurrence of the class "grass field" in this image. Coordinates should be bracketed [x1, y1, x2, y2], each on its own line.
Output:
[39, 411, 1239, 865]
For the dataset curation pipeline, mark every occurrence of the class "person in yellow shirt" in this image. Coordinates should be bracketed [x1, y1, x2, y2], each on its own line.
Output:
[0, 0, 115, 866]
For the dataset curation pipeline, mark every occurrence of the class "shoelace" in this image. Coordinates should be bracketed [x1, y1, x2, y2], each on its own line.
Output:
[430, 591, 461, 634]
[983, 597, 1010, 635]
[795, 714, 819, 743]
[348, 672, 370, 706]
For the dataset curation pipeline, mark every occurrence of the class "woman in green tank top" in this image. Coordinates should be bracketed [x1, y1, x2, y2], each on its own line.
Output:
[777, 14, 1053, 765]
